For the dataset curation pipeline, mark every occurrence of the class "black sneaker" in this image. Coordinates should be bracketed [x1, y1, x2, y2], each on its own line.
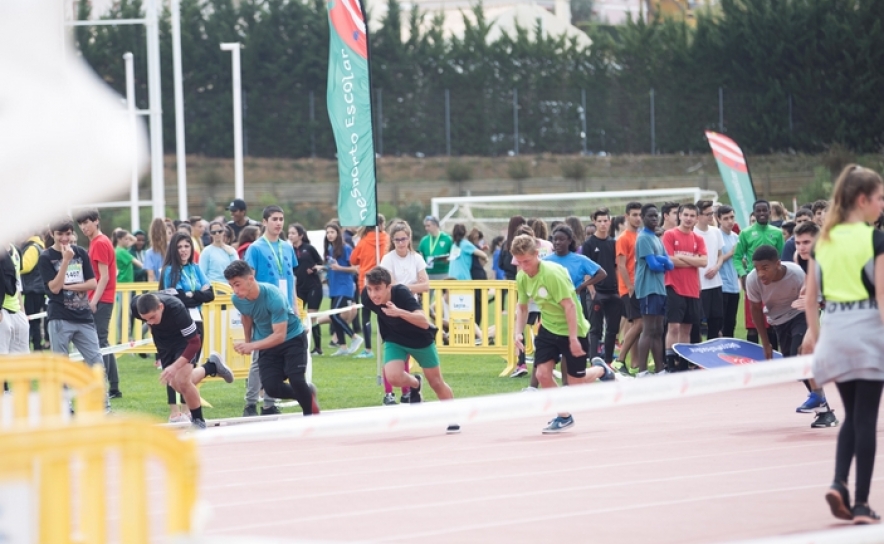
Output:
[311, 348, 323, 356]
[108, 390, 123, 399]
[242, 404, 258, 417]
[261, 405, 282, 416]
[446, 424, 461, 434]
[383, 393, 397, 405]
[812, 411, 839, 428]
[410, 374, 423, 403]
[852, 503, 880, 525]
[400, 391, 411, 404]
[825, 482, 853, 521]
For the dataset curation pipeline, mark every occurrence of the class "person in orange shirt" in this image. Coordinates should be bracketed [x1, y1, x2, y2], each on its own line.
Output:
[614, 201, 643, 374]
[346, 214, 389, 358]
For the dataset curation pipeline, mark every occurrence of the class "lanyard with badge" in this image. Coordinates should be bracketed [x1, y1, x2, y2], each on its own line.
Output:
[182, 265, 203, 321]
[264, 236, 289, 300]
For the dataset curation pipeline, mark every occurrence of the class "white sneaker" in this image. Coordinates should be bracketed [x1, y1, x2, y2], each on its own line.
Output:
[522, 386, 539, 392]
[348, 334, 364, 354]
[552, 369, 562, 379]
[169, 413, 191, 423]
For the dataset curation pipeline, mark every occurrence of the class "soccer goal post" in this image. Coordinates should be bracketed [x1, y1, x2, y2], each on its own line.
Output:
[431, 187, 719, 237]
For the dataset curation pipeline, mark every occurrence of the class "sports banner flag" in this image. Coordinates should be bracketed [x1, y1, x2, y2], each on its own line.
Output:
[705, 131, 756, 228]
[673, 338, 782, 370]
[326, 0, 377, 227]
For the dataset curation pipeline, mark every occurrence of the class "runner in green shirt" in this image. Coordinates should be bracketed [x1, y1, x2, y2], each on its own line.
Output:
[418, 216, 452, 279]
[511, 234, 615, 435]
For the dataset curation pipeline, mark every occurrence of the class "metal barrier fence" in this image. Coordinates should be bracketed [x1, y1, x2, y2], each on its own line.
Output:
[0, 353, 106, 425]
[423, 280, 517, 377]
[0, 415, 197, 544]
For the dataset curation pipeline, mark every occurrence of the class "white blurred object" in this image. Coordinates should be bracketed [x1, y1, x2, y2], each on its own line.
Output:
[0, 0, 148, 245]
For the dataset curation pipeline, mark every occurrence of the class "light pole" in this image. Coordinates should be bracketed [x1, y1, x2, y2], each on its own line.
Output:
[220, 42, 244, 200]
[171, 0, 188, 219]
[124, 52, 140, 232]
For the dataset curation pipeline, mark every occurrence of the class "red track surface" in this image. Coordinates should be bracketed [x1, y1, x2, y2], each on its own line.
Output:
[196, 381, 880, 543]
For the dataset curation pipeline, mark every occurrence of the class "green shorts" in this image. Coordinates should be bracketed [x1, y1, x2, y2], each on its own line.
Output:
[383, 342, 441, 369]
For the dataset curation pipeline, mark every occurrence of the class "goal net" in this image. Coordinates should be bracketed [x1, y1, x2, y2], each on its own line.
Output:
[431, 187, 719, 237]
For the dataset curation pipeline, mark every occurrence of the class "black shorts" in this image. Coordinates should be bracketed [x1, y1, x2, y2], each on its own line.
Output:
[773, 313, 807, 357]
[533, 326, 588, 378]
[527, 311, 540, 326]
[621, 293, 641, 321]
[666, 287, 701, 325]
[257, 332, 308, 376]
[700, 287, 724, 320]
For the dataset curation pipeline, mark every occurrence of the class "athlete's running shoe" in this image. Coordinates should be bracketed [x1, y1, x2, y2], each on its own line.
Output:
[812, 410, 839, 428]
[354, 350, 374, 359]
[348, 334, 364, 355]
[542, 415, 574, 434]
[825, 482, 853, 521]
[191, 418, 207, 430]
[509, 364, 528, 378]
[410, 374, 423, 403]
[591, 357, 615, 381]
[309, 383, 320, 415]
[797, 392, 826, 413]
[852, 504, 880, 525]
[169, 413, 191, 424]
[208, 352, 234, 383]
[446, 424, 461, 434]
[383, 393, 397, 406]
[261, 405, 281, 416]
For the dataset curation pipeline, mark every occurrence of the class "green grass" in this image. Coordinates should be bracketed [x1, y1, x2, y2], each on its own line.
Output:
[110, 297, 750, 421]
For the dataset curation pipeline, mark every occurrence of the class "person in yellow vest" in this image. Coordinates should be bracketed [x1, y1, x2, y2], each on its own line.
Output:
[0, 243, 29, 354]
[19, 231, 47, 350]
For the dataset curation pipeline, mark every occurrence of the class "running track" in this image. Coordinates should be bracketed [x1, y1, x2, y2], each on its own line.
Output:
[193, 381, 880, 543]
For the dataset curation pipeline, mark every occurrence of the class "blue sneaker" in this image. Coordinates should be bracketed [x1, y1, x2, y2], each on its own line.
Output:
[542, 415, 574, 434]
[591, 357, 615, 382]
[353, 350, 374, 359]
[797, 392, 826, 413]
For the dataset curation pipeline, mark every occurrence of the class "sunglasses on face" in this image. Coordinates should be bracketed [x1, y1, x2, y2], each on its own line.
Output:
[211, 230, 224, 235]
[394, 237, 409, 243]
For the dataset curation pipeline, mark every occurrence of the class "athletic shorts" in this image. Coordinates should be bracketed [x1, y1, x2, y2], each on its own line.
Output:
[384, 341, 440, 369]
[666, 287, 701, 324]
[640, 293, 667, 317]
[533, 326, 588, 378]
[621, 293, 641, 321]
[700, 287, 724, 320]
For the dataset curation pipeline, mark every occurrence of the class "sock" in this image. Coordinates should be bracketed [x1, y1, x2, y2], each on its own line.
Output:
[203, 360, 217, 377]
[190, 406, 203, 421]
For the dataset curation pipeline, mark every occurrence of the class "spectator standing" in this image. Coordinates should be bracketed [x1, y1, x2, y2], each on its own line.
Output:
[226, 199, 261, 244]
[694, 200, 725, 340]
[716, 205, 741, 338]
[634, 204, 674, 376]
[614, 202, 643, 373]
[289, 223, 324, 354]
[19, 230, 47, 350]
[130, 229, 148, 282]
[348, 214, 390, 359]
[418, 215, 452, 280]
[582, 208, 622, 363]
[236, 226, 260, 260]
[782, 208, 813, 263]
[0, 243, 28, 355]
[114, 230, 142, 284]
[324, 222, 363, 356]
[199, 220, 237, 283]
[76, 209, 121, 399]
[144, 218, 168, 283]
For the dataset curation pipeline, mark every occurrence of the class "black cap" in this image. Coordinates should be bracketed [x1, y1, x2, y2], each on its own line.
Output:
[228, 198, 247, 211]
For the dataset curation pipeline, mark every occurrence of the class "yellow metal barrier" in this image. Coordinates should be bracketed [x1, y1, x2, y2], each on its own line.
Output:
[0, 353, 105, 423]
[423, 280, 517, 377]
[0, 415, 197, 544]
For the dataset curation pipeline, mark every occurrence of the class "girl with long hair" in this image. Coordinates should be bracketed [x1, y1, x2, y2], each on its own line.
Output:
[290, 223, 325, 354]
[802, 165, 884, 524]
[199, 220, 237, 283]
[236, 225, 260, 259]
[324, 222, 363, 356]
[144, 217, 168, 283]
[158, 232, 215, 423]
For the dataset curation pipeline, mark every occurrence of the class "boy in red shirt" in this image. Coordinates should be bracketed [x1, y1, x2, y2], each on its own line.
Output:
[661, 204, 707, 372]
[76, 209, 121, 398]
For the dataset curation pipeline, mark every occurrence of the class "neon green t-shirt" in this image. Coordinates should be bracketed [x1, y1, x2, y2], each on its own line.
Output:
[517, 260, 589, 337]
[115, 246, 135, 283]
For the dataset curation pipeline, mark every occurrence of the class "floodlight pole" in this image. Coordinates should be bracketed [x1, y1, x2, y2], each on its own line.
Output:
[171, 0, 188, 219]
[221, 42, 244, 200]
[124, 52, 140, 232]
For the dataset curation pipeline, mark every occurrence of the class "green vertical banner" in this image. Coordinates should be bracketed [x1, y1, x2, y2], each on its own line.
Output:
[327, 0, 377, 227]
[705, 131, 757, 228]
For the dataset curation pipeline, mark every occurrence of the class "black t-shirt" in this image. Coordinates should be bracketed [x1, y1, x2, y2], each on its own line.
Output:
[227, 218, 260, 244]
[361, 284, 437, 349]
[38, 245, 95, 323]
[131, 293, 199, 363]
[294, 242, 323, 293]
[582, 236, 618, 294]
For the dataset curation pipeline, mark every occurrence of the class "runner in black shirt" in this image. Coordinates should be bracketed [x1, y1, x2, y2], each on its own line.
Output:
[361, 266, 459, 434]
[131, 293, 235, 429]
[581, 208, 622, 364]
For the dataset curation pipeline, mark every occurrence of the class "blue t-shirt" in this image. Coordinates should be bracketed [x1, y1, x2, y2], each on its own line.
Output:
[326, 244, 356, 297]
[232, 282, 303, 342]
[144, 248, 163, 281]
[543, 252, 602, 289]
[244, 236, 297, 302]
[161, 263, 211, 307]
[720, 230, 740, 294]
[635, 228, 667, 298]
[492, 249, 505, 280]
[448, 240, 476, 281]
[199, 244, 236, 283]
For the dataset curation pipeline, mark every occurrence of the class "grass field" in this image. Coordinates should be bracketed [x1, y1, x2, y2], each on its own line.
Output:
[108, 298, 749, 421]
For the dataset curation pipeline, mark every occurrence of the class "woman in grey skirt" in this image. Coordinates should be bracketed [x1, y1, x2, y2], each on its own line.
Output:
[802, 165, 884, 524]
